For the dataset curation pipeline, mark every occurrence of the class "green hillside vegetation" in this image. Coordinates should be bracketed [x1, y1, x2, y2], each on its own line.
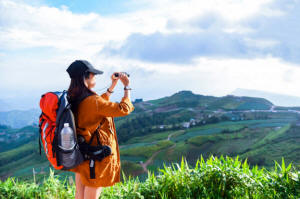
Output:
[0, 125, 38, 152]
[120, 118, 299, 177]
[120, 140, 173, 158]
[0, 156, 299, 199]
[0, 90, 299, 186]
[145, 91, 273, 111]
[116, 90, 278, 144]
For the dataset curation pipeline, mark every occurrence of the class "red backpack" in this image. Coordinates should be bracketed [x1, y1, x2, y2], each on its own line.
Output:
[38, 90, 83, 170]
[38, 90, 112, 178]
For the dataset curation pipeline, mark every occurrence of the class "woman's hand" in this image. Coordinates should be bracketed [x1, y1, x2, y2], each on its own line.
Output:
[106, 73, 120, 95]
[119, 72, 130, 86]
[111, 72, 120, 83]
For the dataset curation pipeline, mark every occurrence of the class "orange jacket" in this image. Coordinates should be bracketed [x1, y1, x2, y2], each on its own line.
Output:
[68, 92, 134, 187]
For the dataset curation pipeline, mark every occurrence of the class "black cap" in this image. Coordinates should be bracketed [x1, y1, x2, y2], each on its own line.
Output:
[66, 60, 104, 78]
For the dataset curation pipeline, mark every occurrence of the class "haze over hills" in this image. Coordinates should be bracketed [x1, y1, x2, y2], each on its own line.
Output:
[0, 109, 40, 128]
[232, 88, 300, 107]
[0, 96, 40, 112]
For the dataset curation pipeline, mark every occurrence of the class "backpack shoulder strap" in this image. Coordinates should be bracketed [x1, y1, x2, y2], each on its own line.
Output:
[69, 92, 96, 128]
[88, 118, 106, 146]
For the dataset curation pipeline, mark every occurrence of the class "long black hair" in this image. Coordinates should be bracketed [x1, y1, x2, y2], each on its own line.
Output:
[67, 71, 97, 113]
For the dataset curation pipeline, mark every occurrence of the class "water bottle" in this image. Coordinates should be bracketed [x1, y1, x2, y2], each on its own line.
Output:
[59, 123, 76, 167]
[60, 123, 75, 150]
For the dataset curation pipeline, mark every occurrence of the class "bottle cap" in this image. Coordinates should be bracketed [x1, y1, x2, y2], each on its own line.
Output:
[64, 123, 69, 127]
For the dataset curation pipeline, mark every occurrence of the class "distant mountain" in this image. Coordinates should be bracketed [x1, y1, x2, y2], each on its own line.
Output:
[0, 99, 14, 112]
[0, 96, 39, 111]
[142, 90, 273, 112]
[0, 109, 40, 128]
[232, 88, 300, 107]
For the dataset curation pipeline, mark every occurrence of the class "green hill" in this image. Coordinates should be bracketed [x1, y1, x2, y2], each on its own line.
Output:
[0, 125, 38, 152]
[0, 90, 299, 184]
[138, 90, 273, 112]
[0, 156, 299, 199]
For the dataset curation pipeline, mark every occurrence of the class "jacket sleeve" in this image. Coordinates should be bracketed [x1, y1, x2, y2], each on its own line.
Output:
[95, 95, 135, 117]
[100, 92, 110, 101]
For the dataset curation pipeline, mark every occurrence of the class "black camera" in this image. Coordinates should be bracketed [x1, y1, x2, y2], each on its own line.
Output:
[114, 72, 130, 78]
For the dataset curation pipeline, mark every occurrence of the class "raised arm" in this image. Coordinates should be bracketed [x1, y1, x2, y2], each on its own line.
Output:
[95, 95, 134, 117]
[100, 74, 118, 101]
[96, 72, 134, 117]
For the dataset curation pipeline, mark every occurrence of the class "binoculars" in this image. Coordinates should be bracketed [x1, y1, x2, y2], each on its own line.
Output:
[114, 72, 130, 78]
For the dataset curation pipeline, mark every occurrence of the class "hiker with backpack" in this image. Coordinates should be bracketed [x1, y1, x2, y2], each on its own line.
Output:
[39, 60, 134, 199]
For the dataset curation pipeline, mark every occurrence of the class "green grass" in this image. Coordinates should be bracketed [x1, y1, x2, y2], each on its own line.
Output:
[1, 156, 298, 199]
[119, 160, 144, 177]
[188, 124, 290, 148]
[120, 140, 174, 158]
[0, 169, 75, 199]
[250, 124, 290, 149]
[124, 130, 182, 144]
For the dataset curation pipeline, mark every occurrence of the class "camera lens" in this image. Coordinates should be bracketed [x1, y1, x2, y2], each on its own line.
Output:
[114, 72, 130, 77]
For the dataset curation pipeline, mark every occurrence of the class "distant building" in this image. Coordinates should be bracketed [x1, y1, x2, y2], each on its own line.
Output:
[190, 118, 196, 126]
[159, 125, 165, 129]
[182, 122, 190, 128]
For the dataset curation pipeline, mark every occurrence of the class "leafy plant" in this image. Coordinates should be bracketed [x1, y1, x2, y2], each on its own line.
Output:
[1, 156, 299, 199]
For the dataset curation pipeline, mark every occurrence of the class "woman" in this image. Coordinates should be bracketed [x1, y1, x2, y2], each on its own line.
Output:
[65, 60, 135, 199]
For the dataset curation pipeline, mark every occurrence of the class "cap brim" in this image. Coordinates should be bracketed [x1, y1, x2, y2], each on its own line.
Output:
[87, 68, 104, 75]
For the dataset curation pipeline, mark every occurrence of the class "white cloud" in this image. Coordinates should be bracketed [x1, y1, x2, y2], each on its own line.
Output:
[0, 0, 279, 52]
[0, 0, 166, 53]
[2, 0, 300, 108]
[243, 37, 280, 49]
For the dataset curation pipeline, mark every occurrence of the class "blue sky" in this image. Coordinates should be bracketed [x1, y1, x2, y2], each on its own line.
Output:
[44, 0, 142, 15]
[1, 0, 300, 109]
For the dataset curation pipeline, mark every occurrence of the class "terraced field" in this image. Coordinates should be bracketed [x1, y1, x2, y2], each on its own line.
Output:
[118, 117, 299, 180]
